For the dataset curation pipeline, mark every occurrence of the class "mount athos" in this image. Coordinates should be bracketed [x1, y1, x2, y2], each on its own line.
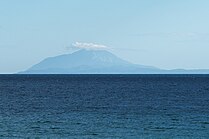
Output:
[19, 48, 160, 74]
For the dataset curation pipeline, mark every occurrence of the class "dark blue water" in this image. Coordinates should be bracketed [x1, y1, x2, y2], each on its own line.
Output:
[1, 75, 209, 138]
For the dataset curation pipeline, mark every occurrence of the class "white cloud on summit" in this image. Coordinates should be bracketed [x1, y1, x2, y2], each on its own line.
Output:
[72, 42, 107, 50]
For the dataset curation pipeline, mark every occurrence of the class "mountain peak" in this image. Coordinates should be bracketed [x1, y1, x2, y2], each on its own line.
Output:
[72, 49, 119, 60]
[73, 49, 113, 55]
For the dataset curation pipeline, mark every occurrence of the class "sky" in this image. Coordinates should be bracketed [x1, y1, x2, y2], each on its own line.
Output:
[0, 0, 209, 73]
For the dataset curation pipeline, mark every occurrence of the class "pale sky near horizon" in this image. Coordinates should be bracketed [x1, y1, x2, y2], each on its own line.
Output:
[1, 0, 209, 73]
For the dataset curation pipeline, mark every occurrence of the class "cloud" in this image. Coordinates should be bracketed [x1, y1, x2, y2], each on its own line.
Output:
[72, 42, 108, 50]
[65, 42, 146, 52]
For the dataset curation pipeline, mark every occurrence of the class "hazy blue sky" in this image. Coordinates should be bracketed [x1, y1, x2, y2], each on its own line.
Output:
[1, 0, 209, 73]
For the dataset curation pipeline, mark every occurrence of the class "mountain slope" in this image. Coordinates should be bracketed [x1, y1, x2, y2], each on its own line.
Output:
[20, 49, 159, 74]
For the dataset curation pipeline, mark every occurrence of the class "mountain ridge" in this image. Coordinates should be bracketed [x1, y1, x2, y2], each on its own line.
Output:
[19, 49, 209, 74]
[19, 49, 159, 74]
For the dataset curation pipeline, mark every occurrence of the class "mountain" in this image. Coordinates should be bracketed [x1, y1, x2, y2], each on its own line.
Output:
[19, 49, 209, 74]
[19, 49, 160, 74]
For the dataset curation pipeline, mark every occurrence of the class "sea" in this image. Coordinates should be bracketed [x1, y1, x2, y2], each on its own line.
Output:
[0, 74, 209, 139]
